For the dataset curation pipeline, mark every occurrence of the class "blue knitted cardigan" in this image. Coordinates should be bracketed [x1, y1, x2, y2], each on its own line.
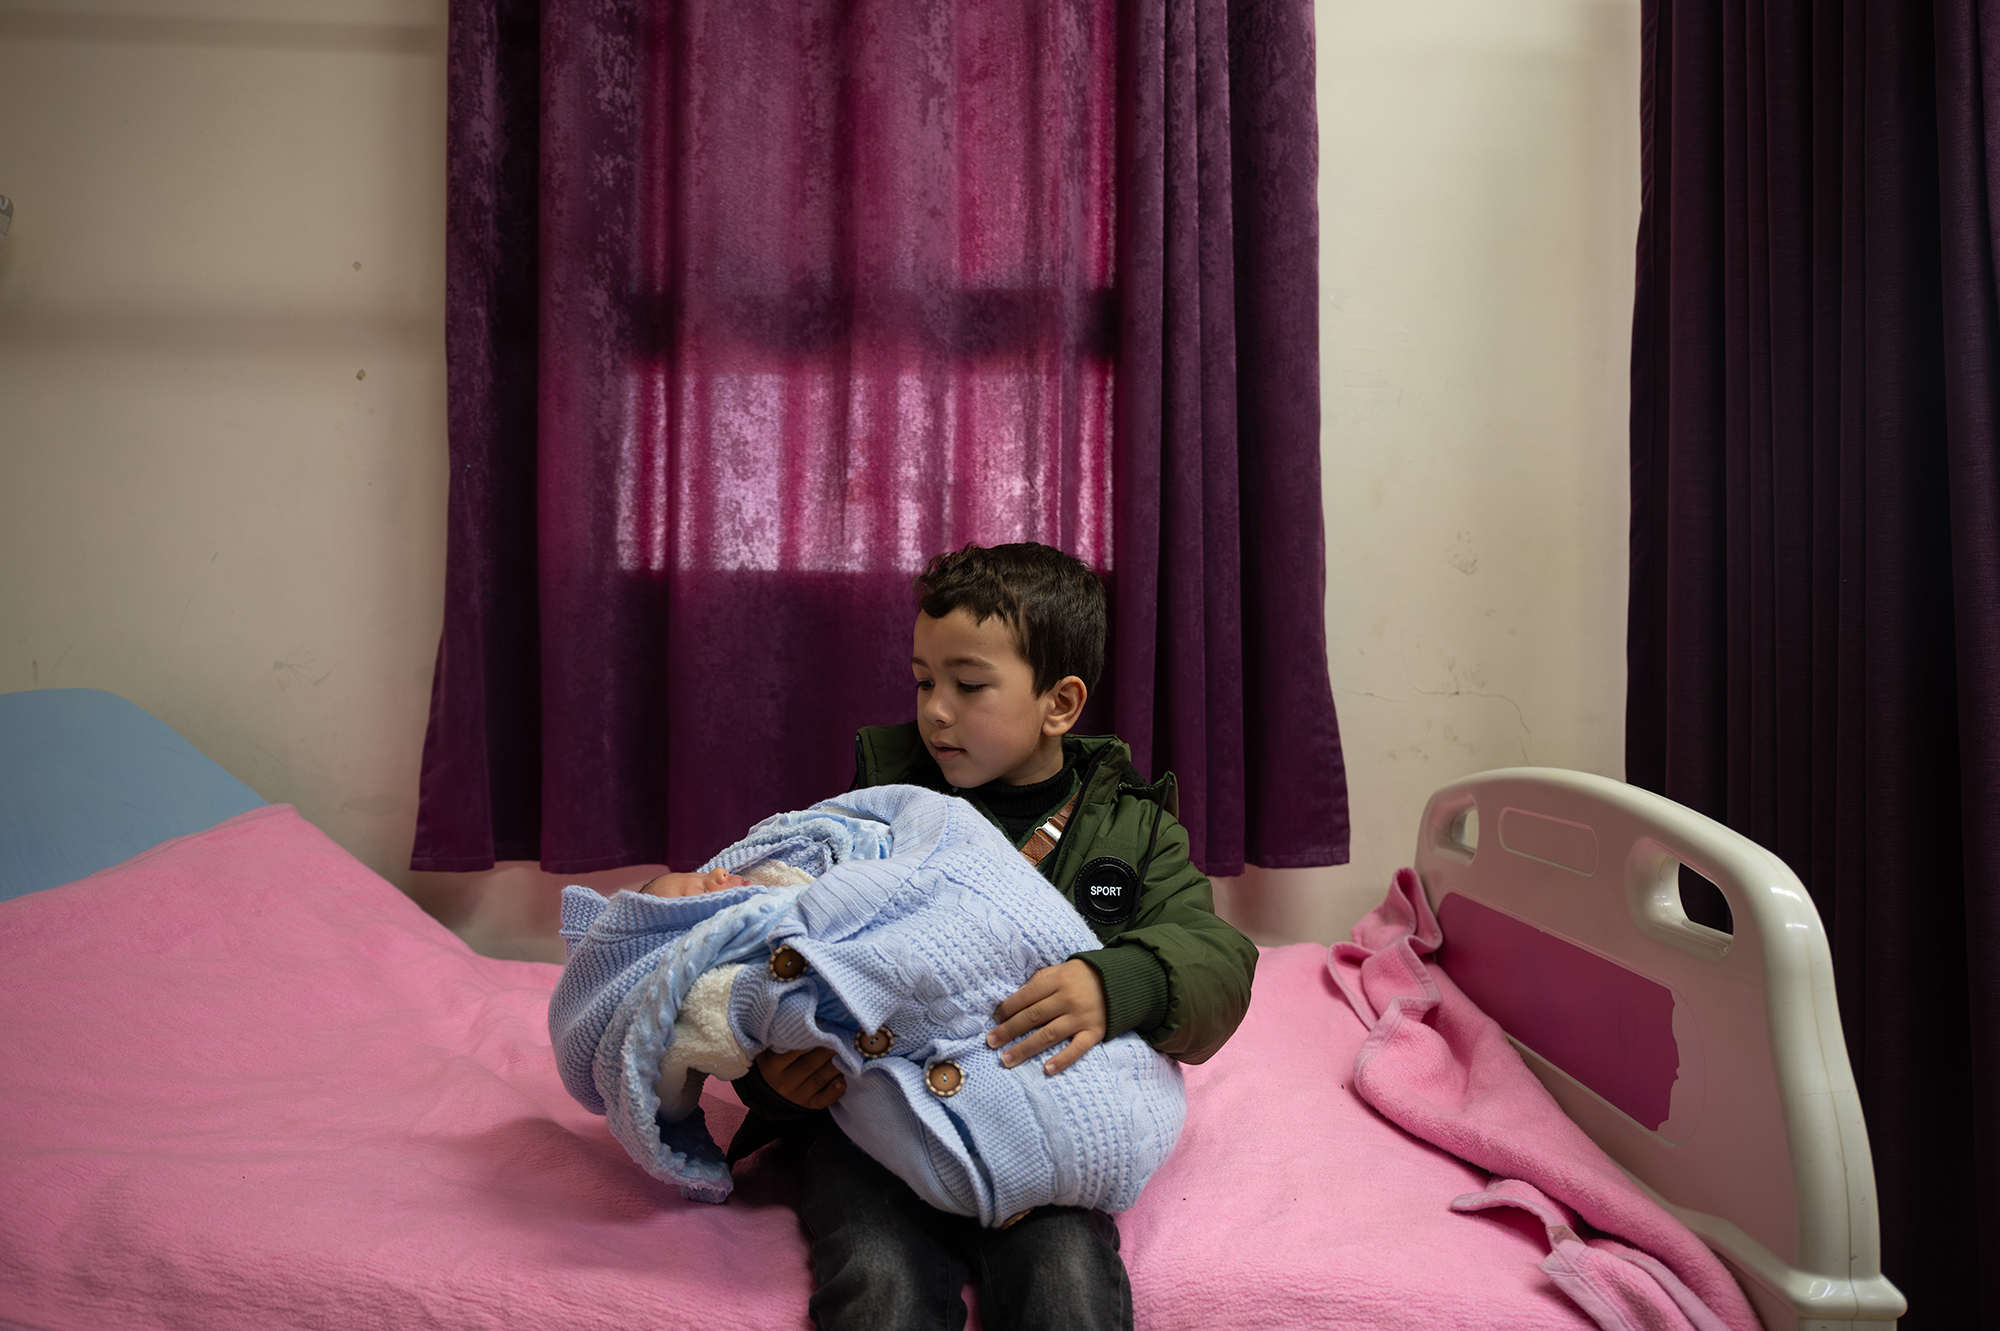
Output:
[548, 783, 1187, 1226]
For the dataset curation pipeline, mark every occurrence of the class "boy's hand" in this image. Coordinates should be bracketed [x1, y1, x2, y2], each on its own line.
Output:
[987, 959, 1107, 1075]
[755, 1046, 846, 1109]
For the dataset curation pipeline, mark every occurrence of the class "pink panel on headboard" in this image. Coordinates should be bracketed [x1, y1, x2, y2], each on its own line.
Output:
[1437, 893, 1679, 1131]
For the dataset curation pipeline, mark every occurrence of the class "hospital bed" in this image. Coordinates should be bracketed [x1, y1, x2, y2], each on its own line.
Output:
[0, 688, 1904, 1329]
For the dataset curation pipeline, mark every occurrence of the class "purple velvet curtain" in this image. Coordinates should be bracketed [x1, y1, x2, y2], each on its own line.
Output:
[1628, 0, 1999, 1321]
[1115, 0, 1347, 872]
[417, 0, 1346, 877]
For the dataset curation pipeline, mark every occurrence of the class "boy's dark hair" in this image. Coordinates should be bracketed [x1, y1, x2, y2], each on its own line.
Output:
[915, 543, 1106, 695]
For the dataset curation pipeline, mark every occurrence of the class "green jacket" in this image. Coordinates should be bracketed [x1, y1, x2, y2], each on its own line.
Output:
[853, 723, 1257, 1064]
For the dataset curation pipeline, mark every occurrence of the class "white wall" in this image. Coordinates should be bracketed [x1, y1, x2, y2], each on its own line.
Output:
[1213, 0, 1639, 943]
[0, 0, 450, 891]
[0, 0, 1638, 958]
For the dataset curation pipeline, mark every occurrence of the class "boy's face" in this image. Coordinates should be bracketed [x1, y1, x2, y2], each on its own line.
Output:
[912, 608, 1068, 788]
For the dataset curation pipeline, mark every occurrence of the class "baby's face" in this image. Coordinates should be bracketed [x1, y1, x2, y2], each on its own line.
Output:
[639, 867, 748, 898]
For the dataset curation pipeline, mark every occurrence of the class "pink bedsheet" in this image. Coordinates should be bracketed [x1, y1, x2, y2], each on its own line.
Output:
[1, 807, 1604, 1330]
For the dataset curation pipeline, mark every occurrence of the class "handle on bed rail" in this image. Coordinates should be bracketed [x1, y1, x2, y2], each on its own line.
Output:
[1418, 767, 1808, 963]
[1424, 793, 1480, 864]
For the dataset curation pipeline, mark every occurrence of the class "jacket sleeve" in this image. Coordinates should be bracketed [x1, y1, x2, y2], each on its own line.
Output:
[1073, 810, 1257, 1064]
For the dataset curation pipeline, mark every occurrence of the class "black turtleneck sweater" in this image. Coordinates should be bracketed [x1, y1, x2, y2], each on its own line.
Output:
[957, 755, 1078, 843]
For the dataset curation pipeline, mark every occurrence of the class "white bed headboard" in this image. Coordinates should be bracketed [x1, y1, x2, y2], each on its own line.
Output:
[1412, 767, 1904, 1331]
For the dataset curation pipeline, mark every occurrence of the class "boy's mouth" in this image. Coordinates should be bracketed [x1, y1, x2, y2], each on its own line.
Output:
[931, 743, 965, 762]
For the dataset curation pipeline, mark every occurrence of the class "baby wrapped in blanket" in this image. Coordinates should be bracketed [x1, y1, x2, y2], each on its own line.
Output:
[548, 782, 1187, 1228]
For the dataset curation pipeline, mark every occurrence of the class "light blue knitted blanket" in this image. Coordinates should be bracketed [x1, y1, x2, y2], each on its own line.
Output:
[548, 784, 1187, 1226]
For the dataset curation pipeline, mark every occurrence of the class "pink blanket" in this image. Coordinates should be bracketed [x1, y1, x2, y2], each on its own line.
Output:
[1330, 869, 1761, 1331]
[0, 807, 1623, 1329]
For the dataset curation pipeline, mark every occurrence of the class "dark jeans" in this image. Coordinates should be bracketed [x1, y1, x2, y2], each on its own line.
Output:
[788, 1127, 1133, 1331]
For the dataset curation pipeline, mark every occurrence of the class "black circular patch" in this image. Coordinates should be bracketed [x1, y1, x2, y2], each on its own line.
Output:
[1073, 856, 1140, 926]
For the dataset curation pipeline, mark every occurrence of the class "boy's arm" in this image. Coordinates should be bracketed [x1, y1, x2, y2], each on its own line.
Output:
[721, 1047, 843, 1163]
[730, 1060, 816, 1120]
[734, 1047, 845, 1115]
[1071, 811, 1257, 1064]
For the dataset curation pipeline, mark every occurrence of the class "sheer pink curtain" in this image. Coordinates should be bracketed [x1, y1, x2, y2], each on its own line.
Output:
[620, 1, 1116, 580]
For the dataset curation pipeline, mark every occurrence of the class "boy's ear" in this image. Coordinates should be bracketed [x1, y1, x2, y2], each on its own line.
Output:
[1041, 675, 1088, 736]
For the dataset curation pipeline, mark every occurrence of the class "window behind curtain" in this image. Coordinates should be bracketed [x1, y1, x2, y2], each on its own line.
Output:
[619, 0, 1116, 578]
[421, 0, 1124, 871]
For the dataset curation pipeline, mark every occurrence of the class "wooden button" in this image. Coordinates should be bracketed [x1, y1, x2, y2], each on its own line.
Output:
[855, 1027, 895, 1058]
[924, 1060, 964, 1098]
[998, 1208, 1035, 1230]
[768, 945, 808, 981]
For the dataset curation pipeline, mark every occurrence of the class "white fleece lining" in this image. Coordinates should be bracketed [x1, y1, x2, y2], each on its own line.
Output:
[653, 963, 751, 1121]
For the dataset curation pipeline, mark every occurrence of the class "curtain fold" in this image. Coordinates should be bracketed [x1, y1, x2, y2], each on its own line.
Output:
[418, 0, 1346, 877]
[1934, 0, 2000, 1317]
[1629, 0, 1996, 1320]
[1114, 0, 1347, 873]
[420, 0, 543, 868]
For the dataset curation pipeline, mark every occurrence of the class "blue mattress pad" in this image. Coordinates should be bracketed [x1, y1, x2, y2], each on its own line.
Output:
[0, 688, 265, 902]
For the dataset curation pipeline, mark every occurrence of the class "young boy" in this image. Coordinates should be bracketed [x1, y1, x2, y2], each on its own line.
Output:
[727, 542, 1258, 1331]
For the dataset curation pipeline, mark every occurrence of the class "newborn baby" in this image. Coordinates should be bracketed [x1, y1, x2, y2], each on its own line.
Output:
[548, 784, 1187, 1227]
[637, 866, 752, 898]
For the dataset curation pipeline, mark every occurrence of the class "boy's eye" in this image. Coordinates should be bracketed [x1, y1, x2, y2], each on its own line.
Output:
[915, 679, 933, 690]
[958, 682, 986, 692]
